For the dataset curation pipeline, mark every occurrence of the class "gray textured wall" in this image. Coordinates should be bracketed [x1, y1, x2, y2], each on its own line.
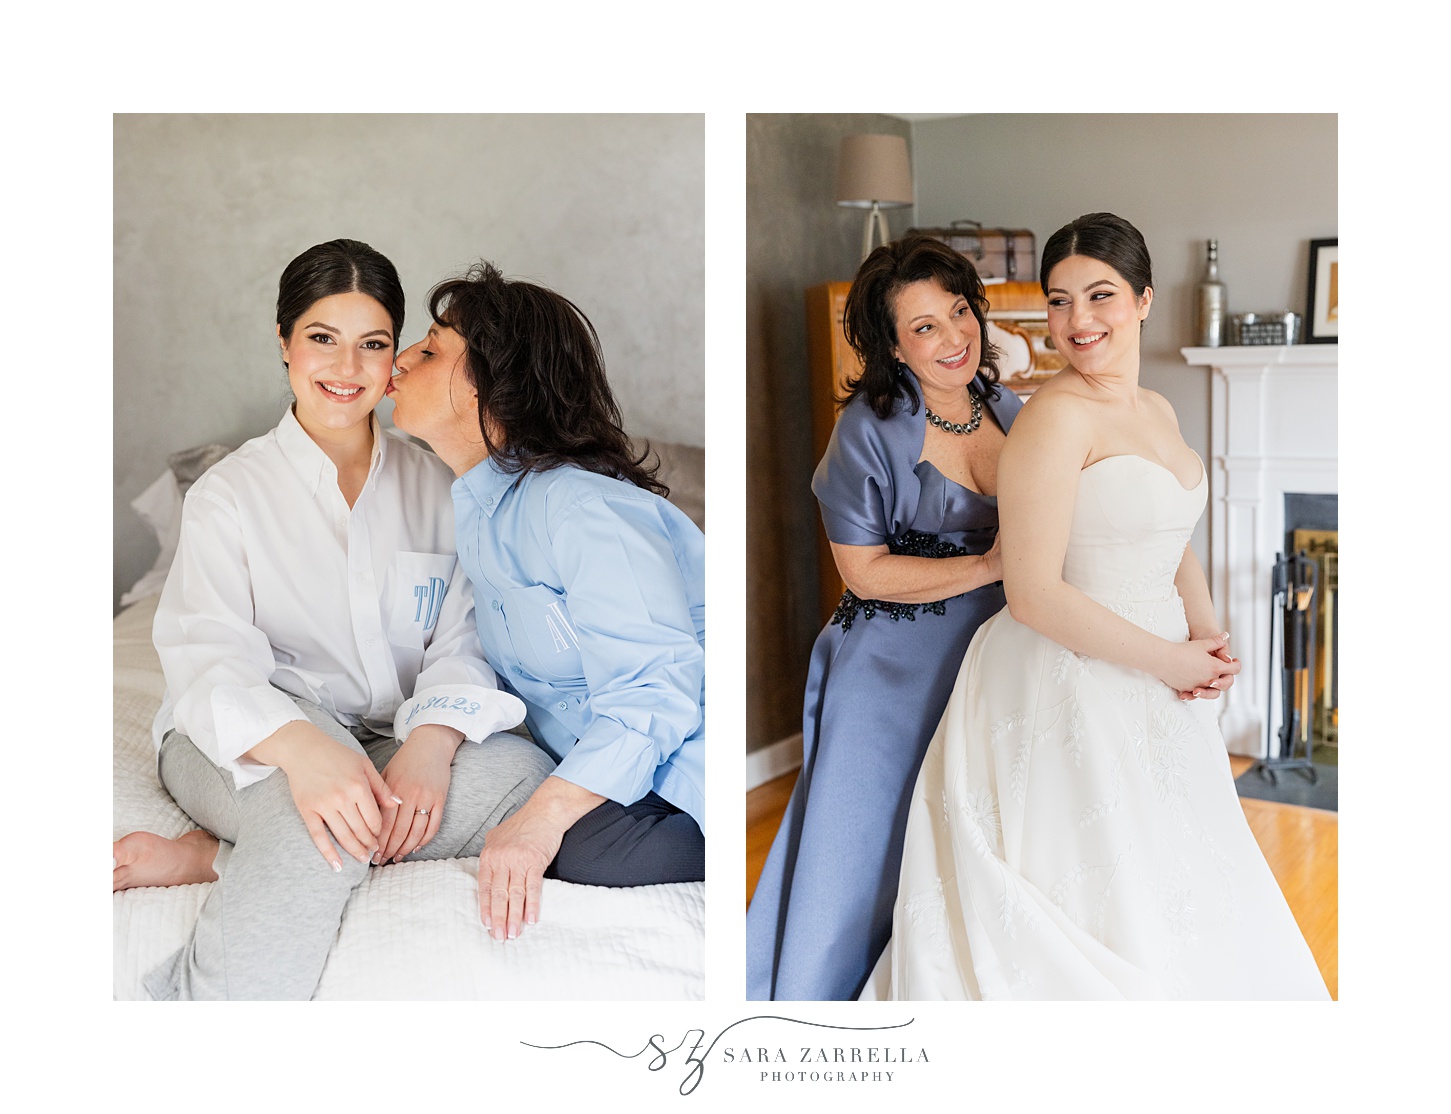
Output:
[746, 112, 1336, 756]
[114, 113, 704, 612]
[746, 114, 915, 754]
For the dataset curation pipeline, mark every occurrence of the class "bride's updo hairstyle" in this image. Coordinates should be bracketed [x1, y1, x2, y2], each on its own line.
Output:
[1039, 213, 1154, 303]
[427, 262, 666, 495]
[842, 233, 1002, 421]
[275, 239, 405, 365]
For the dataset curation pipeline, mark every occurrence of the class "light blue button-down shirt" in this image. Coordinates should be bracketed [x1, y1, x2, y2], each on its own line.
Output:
[453, 457, 706, 835]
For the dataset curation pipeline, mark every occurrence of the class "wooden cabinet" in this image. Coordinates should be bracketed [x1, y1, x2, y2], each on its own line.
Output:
[804, 279, 1054, 628]
[805, 281, 858, 628]
[981, 281, 1065, 393]
[983, 280, 1048, 314]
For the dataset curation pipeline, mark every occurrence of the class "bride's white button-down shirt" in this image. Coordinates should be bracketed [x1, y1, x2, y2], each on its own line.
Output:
[152, 408, 525, 789]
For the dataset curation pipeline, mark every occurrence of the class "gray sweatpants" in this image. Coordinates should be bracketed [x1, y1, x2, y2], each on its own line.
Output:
[143, 695, 555, 1001]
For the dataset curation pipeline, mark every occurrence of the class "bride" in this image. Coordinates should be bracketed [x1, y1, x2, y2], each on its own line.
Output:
[864, 213, 1329, 1000]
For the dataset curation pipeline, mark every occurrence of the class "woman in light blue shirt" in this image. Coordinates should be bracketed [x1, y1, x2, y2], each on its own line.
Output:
[388, 262, 705, 942]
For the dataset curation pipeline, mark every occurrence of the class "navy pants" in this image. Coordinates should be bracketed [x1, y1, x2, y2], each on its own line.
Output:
[548, 791, 705, 885]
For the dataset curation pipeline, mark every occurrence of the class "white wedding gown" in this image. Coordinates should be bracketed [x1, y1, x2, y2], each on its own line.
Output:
[863, 455, 1330, 1000]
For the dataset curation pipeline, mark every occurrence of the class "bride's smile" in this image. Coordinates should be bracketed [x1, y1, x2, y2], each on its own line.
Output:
[1044, 255, 1152, 382]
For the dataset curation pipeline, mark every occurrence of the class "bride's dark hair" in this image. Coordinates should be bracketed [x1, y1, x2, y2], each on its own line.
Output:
[427, 263, 666, 495]
[276, 239, 404, 360]
[1040, 213, 1154, 298]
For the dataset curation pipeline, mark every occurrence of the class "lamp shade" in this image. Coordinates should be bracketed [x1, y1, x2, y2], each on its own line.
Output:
[835, 134, 913, 209]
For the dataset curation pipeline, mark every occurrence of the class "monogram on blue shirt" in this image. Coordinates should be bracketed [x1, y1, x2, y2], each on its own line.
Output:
[507, 585, 585, 682]
[544, 599, 580, 651]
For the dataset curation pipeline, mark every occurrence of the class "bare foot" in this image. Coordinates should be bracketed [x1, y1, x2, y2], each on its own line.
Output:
[113, 829, 220, 892]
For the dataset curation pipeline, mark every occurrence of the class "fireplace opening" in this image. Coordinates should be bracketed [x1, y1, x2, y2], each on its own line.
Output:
[1283, 493, 1337, 753]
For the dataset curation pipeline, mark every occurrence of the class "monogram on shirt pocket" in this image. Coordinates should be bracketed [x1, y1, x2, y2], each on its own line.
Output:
[504, 584, 584, 683]
[385, 551, 458, 650]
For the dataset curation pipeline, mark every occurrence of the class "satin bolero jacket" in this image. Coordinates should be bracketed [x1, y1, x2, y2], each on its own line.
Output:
[452, 457, 706, 835]
[811, 374, 1022, 548]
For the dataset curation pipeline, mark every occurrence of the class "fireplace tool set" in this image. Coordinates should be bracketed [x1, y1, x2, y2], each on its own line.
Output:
[1255, 550, 1319, 785]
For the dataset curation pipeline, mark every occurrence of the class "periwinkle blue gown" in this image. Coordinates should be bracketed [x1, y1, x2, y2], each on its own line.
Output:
[747, 374, 1022, 1000]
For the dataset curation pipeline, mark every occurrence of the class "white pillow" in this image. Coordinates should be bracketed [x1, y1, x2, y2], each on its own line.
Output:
[119, 443, 234, 607]
[119, 469, 183, 607]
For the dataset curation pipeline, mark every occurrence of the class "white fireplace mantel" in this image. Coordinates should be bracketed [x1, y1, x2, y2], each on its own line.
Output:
[1182, 345, 1338, 756]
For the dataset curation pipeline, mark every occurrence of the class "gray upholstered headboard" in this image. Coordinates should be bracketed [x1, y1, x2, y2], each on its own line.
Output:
[647, 440, 704, 533]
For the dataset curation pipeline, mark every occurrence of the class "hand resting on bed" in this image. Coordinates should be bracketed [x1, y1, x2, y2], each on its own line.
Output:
[477, 775, 605, 940]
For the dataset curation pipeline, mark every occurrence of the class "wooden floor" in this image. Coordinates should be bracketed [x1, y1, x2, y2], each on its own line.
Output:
[746, 754, 1338, 999]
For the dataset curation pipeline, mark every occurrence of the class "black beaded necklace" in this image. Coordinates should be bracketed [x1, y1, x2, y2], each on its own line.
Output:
[925, 390, 983, 435]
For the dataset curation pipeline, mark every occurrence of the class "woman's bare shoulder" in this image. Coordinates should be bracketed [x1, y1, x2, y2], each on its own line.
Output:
[1138, 386, 1183, 429]
[1002, 376, 1096, 476]
[1013, 373, 1095, 433]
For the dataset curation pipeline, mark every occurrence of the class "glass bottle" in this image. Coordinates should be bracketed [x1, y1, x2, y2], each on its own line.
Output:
[1195, 239, 1227, 346]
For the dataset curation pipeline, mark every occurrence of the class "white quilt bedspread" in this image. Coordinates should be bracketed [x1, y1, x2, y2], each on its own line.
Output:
[113, 597, 705, 1000]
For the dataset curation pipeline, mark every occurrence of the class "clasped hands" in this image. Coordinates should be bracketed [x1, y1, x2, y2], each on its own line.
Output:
[255, 721, 461, 873]
[375, 723, 463, 863]
[260, 724, 600, 941]
[1166, 631, 1241, 702]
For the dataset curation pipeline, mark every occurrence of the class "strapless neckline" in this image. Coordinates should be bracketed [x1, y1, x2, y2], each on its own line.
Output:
[916, 457, 998, 503]
[1083, 452, 1204, 493]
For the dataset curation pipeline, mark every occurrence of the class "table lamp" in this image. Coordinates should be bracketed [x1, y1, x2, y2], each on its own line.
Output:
[835, 134, 914, 261]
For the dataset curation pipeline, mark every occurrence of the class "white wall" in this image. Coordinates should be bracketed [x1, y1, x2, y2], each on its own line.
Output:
[114, 113, 703, 611]
[910, 113, 1338, 567]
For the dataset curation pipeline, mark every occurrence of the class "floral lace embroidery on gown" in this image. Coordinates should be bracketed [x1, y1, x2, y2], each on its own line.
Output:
[865, 455, 1329, 1000]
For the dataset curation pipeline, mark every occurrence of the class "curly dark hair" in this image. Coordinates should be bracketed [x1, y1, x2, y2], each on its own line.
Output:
[841, 234, 1001, 420]
[427, 262, 666, 495]
[1040, 212, 1154, 298]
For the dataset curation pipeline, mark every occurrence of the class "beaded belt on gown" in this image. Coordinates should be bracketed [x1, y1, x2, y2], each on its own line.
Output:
[829, 529, 983, 631]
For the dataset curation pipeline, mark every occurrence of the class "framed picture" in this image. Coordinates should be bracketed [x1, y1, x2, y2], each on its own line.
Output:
[1306, 238, 1338, 343]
